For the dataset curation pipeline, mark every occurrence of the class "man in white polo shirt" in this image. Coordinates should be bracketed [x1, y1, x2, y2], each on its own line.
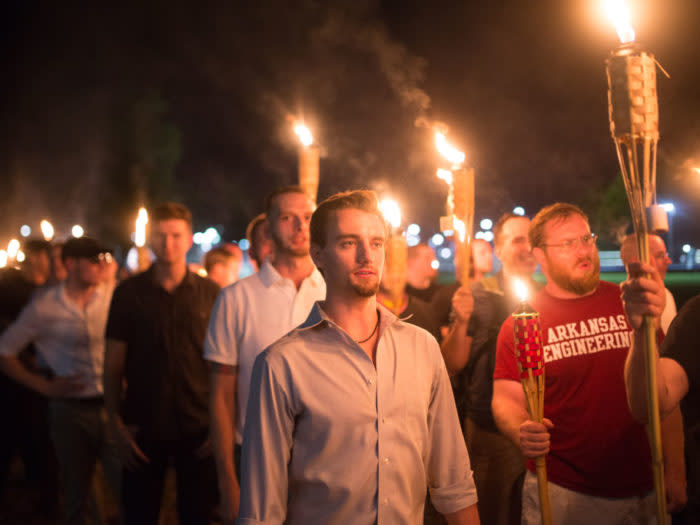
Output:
[205, 186, 325, 525]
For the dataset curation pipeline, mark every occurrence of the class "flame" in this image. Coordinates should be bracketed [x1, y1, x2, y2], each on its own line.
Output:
[693, 167, 700, 175]
[71, 225, 84, 238]
[135, 207, 148, 247]
[379, 198, 402, 229]
[40, 220, 54, 241]
[0, 250, 7, 268]
[294, 123, 314, 147]
[514, 278, 529, 303]
[435, 132, 465, 166]
[453, 218, 466, 243]
[604, 0, 635, 44]
[7, 239, 20, 258]
[436, 168, 454, 186]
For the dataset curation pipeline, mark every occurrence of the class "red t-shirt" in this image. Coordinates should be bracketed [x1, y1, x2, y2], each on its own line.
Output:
[494, 281, 652, 497]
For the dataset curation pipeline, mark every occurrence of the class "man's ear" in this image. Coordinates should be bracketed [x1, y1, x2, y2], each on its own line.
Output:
[532, 247, 546, 270]
[310, 243, 323, 271]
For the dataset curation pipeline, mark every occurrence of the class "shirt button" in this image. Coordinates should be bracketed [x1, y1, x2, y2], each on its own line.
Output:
[367, 378, 374, 386]
[383, 497, 389, 505]
[382, 457, 390, 464]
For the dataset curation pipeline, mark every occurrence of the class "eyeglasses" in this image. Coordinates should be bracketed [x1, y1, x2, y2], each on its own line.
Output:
[541, 233, 597, 251]
[88, 252, 113, 264]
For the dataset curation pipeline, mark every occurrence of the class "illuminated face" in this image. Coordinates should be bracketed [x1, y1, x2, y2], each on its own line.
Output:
[407, 245, 438, 287]
[268, 192, 314, 258]
[495, 217, 536, 277]
[536, 214, 600, 296]
[649, 235, 671, 280]
[209, 259, 240, 288]
[472, 239, 493, 275]
[312, 208, 386, 298]
[65, 256, 105, 287]
[151, 219, 193, 265]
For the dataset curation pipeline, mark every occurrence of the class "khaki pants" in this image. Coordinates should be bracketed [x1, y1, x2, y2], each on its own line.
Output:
[522, 471, 659, 525]
[465, 417, 526, 525]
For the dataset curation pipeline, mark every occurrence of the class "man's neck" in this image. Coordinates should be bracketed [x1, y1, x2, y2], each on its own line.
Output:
[322, 293, 378, 336]
[376, 290, 408, 315]
[154, 260, 188, 293]
[64, 279, 98, 309]
[543, 280, 597, 300]
[271, 254, 315, 290]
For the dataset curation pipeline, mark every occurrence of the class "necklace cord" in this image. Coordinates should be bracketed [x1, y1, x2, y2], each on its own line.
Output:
[355, 314, 380, 344]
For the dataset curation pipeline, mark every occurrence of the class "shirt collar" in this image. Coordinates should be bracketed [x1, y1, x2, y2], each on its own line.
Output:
[258, 259, 325, 289]
[298, 301, 400, 339]
[145, 265, 196, 290]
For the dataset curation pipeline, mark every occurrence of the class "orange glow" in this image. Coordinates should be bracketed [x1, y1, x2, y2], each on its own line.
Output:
[604, 0, 635, 44]
[435, 132, 465, 166]
[135, 207, 148, 247]
[453, 217, 466, 243]
[514, 278, 529, 302]
[294, 123, 314, 147]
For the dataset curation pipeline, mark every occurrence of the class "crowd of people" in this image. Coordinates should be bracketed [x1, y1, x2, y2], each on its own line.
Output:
[0, 186, 696, 525]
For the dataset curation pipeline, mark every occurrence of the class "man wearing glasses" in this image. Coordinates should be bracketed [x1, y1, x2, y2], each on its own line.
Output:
[492, 203, 657, 524]
[0, 237, 121, 525]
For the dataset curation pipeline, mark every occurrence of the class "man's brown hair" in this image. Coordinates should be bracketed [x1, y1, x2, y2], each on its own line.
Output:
[264, 186, 308, 217]
[310, 190, 387, 248]
[529, 203, 588, 249]
[203, 246, 235, 273]
[152, 202, 193, 229]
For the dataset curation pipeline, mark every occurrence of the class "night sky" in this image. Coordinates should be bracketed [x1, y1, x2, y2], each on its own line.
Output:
[3, 1, 700, 252]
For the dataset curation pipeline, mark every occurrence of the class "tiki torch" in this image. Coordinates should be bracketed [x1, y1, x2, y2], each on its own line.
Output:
[379, 198, 407, 315]
[134, 207, 151, 272]
[435, 131, 474, 286]
[294, 123, 319, 203]
[40, 220, 54, 242]
[513, 279, 551, 525]
[605, 2, 667, 520]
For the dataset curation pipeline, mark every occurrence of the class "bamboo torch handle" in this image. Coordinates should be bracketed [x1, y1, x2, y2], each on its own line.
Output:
[644, 314, 667, 523]
[535, 456, 552, 525]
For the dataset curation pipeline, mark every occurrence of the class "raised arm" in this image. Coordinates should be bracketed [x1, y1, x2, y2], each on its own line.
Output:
[440, 286, 474, 376]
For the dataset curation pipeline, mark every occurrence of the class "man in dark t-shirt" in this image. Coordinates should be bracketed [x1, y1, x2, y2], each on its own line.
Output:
[105, 203, 220, 525]
[623, 282, 700, 524]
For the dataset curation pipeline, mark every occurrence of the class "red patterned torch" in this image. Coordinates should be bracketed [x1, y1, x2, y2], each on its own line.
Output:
[512, 279, 551, 525]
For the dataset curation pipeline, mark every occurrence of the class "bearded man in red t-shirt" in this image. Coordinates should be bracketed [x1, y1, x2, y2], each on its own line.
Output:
[491, 203, 679, 525]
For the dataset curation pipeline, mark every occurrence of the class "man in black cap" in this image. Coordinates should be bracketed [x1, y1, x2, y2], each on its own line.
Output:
[0, 236, 121, 525]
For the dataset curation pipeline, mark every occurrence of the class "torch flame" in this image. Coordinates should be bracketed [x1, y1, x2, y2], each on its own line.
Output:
[0, 250, 7, 268]
[436, 168, 454, 186]
[604, 0, 635, 44]
[294, 123, 314, 147]
[7, 239, 20, 258]
[379, 199, 402, 229]
[435, 132, 465, 167]
[514, 278, 529, 303]
[135, 207, 149, 248]
[40, 220, 54, 241]
[453, 217, 466, 243]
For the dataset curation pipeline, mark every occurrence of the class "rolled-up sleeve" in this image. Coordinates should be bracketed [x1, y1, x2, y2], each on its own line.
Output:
[238, 350, 295, 525]
[425, 338, 478, 514]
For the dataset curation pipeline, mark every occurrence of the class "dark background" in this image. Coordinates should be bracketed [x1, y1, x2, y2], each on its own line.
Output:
[2, 0, 699, 251]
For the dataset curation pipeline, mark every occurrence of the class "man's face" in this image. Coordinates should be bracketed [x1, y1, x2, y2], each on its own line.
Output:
[407, 245, 438, 286]
[535, 214, 600, 296]
[649, 235, 671, 280]
[472, 239, 493, 275]
[268, 192, 314, 258]
[495, 217, 536, 277]
[209, 259, 240, 288]
[151, 219, 193, 265]
[312, 208, 385, 298]
[65, 256, 105, 287]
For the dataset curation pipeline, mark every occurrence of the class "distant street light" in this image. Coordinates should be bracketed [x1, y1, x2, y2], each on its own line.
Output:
[71, 225, 84, 238]
[480, 218, 493, 230]
[20, 225, 31, 237]
[513, 206, 525, 216]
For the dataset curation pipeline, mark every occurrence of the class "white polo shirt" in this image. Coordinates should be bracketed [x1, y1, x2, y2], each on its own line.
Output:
[204, 260, 325, 443]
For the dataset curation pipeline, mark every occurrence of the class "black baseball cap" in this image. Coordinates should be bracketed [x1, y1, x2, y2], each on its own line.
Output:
[62, 237, 113, 261]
